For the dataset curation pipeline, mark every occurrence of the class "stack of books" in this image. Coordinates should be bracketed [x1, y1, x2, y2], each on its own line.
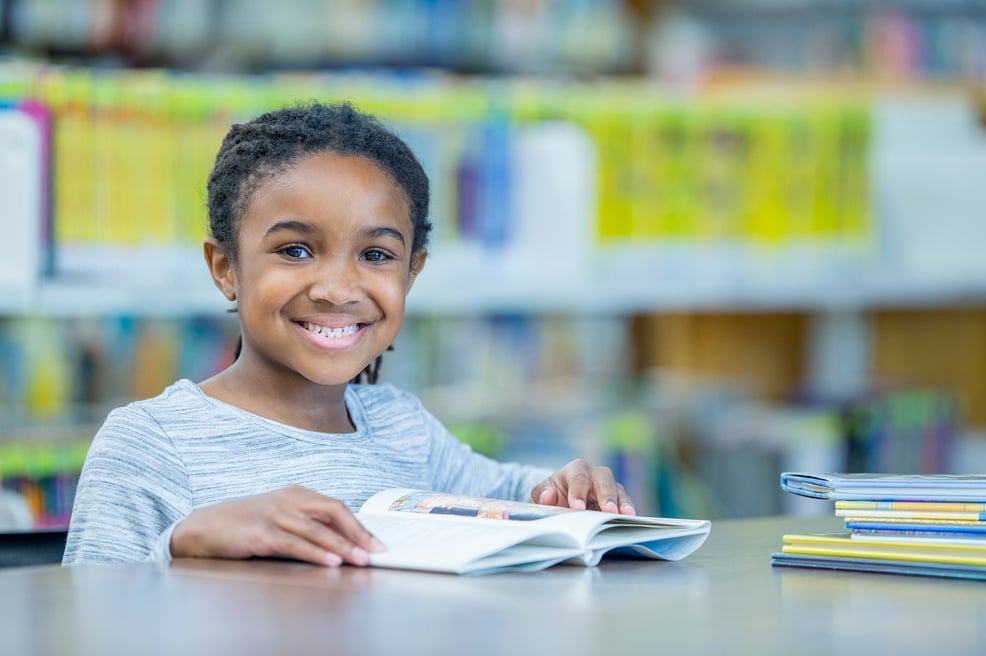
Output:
[771, 472, 986, 580]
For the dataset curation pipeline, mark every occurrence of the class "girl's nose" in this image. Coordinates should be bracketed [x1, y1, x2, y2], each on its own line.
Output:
[307, 257, 364, 305]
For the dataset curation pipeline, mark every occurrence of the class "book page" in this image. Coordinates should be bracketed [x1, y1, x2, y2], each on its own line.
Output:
[357, 513, 582, 574]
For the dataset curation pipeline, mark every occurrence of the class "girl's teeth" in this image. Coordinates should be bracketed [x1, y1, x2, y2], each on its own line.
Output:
[303, 322, 360, 338]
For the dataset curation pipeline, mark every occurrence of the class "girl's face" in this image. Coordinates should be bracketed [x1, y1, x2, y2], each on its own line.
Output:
[213, 151, 425, 389]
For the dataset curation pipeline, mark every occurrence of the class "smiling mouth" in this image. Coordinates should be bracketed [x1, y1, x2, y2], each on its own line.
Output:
[301, 322, 362, 339]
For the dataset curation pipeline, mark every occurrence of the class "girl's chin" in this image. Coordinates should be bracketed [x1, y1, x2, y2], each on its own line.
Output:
[296, 364, 375, 387]
[300, 373, 364, 387]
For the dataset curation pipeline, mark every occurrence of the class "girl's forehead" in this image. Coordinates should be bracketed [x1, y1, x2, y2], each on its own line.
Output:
[257, 151, 402, 197]
[241, 151, 412, 230]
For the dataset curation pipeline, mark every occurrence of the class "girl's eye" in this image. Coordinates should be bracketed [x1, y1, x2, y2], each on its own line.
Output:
[278, 244, 312, 260]
[362, 249, 394, 263]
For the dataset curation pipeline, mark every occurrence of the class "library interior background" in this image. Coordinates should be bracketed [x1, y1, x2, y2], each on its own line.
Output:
[2, 0, 986, 528]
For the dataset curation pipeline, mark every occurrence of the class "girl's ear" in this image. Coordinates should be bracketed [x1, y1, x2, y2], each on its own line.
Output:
[406, 249, 428, 292]
[203, 238, 237, 301]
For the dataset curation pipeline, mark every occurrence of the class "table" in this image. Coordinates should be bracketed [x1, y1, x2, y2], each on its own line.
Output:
[1, 515, 984, 655]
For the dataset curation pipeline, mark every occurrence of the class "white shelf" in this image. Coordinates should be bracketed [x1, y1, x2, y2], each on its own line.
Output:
[28, 277, 230, 317]
[16, 243, 986, 318]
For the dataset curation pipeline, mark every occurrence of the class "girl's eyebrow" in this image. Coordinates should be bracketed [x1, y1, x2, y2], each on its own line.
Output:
[263, 220, 406, 244]
[367, 226, 406, 245]
[263, 220, 317, 237]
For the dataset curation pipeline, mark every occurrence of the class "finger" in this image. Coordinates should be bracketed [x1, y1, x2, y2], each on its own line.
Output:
[308, 498, 386, 554]
[588, 470, 621, 513]
[534, 485, 558, 506]
[278, 512, 372, 566]
[618, 489, 637, 516]
[284, 490, 384, 554]
[564, 460, 592, 510]
[248, 523, 343, 567]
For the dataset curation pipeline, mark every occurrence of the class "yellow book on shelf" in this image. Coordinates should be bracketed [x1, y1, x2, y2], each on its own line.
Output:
[782, 112, 816, 240]
[743, 113, 788, 243]
[659, 110, 698, 240]
[629, 114, 662, 240]
[45, 70, 98, 245]
[128, 72, 173, 245]
[589, 117, 634, 242]
[838, 105, 871, 241]
[692, 105, 747, 241]
[807, 106, 840, 238]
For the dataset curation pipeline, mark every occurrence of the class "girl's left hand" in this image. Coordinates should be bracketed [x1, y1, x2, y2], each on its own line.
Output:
[531, 458, 636, 515]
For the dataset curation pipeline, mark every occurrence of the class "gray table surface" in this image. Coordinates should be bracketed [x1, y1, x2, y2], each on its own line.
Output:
[2, 515, 984, 655]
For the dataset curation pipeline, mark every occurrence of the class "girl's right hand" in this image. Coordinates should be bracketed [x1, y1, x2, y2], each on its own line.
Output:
[169, 485, 385, 567]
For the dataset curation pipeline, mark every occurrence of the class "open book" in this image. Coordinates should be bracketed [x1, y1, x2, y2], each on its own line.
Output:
[355, 489, 711, 575]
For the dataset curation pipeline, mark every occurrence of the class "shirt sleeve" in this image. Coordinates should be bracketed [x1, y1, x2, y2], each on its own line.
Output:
[62, 405, 193, 565]
[418, 401, 553, 502]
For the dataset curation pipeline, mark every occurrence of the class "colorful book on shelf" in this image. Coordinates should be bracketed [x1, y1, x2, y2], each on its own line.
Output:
[780, 472, 986, 502]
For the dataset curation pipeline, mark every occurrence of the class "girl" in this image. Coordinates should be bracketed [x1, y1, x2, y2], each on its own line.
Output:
[63, 102, 635, 567]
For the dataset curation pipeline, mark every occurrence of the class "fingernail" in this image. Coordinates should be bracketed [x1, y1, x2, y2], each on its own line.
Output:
[325, 552, 343, 567]
[350, 547, 369, 565]
[604, 500, 618, 513]
[370, 537, 386, 552]
[622, 503, 637, 516]
[538, 489, 551, 504]
[571, 499, 586, 510]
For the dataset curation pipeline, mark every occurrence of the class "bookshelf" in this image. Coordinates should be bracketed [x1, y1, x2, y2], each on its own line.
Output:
[4, 66, 985, 317]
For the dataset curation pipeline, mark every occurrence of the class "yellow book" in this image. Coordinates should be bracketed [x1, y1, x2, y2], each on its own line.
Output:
[743, 112, 789, 243]
[588, 117, 634, 242]
[782, 533, 986, 567]
[836, 500, 986, 521]
[837, 500, 986, 512]
[836, 510, 986, 521]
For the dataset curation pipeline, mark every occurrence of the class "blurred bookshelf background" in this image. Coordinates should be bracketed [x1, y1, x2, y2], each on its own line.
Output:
[1, 0, 986, 528]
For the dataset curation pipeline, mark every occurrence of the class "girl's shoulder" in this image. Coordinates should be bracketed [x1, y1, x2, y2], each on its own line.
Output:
[123, 378, 208, 410]
[102, 379, 213, 427]
[88, 380, 209, 454]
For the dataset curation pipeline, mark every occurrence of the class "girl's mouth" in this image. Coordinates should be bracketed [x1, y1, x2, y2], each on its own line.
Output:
[301, 322, 362, 339]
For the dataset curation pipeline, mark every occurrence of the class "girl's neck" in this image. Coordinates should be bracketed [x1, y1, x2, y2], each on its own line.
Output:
[198, 363, 355, 433]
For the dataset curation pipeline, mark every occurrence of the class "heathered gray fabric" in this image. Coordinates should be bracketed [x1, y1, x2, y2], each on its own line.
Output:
[63, 379, 552, 564]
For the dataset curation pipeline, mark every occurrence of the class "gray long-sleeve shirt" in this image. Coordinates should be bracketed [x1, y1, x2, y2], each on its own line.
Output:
[63, 379, 551, 564]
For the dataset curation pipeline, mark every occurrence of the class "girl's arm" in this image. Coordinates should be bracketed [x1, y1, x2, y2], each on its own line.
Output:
[63, 406, 193, 564]
[66, 406, 382, 567]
